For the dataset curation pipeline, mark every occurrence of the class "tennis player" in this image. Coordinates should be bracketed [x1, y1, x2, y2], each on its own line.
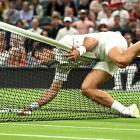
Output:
[20, 44, 93, 115]
[65, 31, 140, 118]
[22, 31, 140, 118]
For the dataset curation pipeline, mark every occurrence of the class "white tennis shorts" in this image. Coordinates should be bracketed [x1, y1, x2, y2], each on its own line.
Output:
[93, 61, 118, 76]
[92, 32, 127, 76]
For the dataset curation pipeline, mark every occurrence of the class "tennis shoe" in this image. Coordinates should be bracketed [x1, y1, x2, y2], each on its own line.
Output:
[122, 104, 139, 118]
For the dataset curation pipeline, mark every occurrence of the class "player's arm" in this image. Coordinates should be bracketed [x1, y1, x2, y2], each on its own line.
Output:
[19, 80, 63, 115]
[36, 80, 63, 107]
[66, 37, 98, 61]
[20, 66, 70, 114]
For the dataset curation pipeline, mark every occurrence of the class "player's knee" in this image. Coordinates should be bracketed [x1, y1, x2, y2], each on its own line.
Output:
[81, 84, 101, 100]
[81, 84, 88, 95]
[81, 84, 96, 96]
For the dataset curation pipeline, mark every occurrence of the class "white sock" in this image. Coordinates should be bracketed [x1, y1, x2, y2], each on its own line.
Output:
[111, 100, 127, 113]
[29, 102, 39, 110]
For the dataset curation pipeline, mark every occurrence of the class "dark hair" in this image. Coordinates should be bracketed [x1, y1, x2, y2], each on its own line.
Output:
[16, 19, 24, 26]
[97, 24, 108, 31]
[32, 45, 44, 57]
[31, 44, 53, 58]
[123, 32, 132, 38]
[114, 15, 120, 18]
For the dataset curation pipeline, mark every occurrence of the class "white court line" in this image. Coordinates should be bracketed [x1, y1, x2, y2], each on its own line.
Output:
[1, 123, 140, 131]
[0, 133, 116, 140]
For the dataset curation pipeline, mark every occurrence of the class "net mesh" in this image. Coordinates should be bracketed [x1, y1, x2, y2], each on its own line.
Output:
[0, 23, 140, 122]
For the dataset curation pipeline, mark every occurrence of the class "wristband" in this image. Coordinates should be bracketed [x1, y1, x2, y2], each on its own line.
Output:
[77, 46, 86, 56]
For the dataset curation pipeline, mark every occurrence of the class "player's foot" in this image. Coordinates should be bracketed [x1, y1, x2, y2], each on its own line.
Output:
[18, 102, 39, 115]
[122, 104, 140, 118]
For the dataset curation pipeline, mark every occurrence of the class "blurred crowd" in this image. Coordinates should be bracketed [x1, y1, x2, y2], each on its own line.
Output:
[0, 0, 140, 67]
[0, 0, 139, 42]
[0, 0, 139, 90]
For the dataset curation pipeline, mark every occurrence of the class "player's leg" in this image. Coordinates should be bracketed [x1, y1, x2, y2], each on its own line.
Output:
[81, 61, 139, 117]
[81, 69, 114, 107]
[108, 41, 140, 68]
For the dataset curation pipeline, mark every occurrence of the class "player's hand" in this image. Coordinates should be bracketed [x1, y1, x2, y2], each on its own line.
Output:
[65, 47, 80, 61]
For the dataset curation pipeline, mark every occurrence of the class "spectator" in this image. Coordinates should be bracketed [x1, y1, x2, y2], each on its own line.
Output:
[97, 23, 108, 32]
[28, 18, 43, 34]
[72, 0, 79, 9]
[72, 9, 95, 34]
[111, 15, 122, 32]
[15, 19, 25, 29]
[45, 0, 61, 17]
[97, 1, 110, 22]
[134, 28, 140, 43]
[113, 32, 138, 91]
[89, 0, 102, 22]
[130, 0, 140, 19]
[19, 1, 33, 27]
[9, 32, 27, 67]
[0, 31, 9, 66]
[48, 11, 63, 39]
[8, 45, 26, 67]
[124, 0, 138, 11]
[15, 0, 23, 11]
[41, 21, 51, 35]
[30, 0, 44, 20]
[78, 0, 89, 11]
[3, 0, 10, 9]
[2, 1, 20, 25]
[122, 18, 138, 41]
[59, 0, 77, 16]
[124, 32, 134, 47]
[41, 30, 49, 37]
[0, 31, 26, 67]
[111, 2, 130, 26]
[109, 0, 126, 10]
[25, 41, 40, 67]
[64, 7, 78, 22]
[97, 1, 114, 28]
[56, 17, 78, 41]
[0, 1, 5, 20]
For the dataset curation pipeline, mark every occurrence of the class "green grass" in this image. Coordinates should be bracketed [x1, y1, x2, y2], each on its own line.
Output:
[0, 89, 140, 140]
[0, 118, 140, 140]
[0, 89, 140, 121]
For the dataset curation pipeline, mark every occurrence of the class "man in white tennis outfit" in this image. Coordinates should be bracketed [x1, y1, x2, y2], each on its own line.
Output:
[23, 31, 140, 118]
[64, 31, 140, 118]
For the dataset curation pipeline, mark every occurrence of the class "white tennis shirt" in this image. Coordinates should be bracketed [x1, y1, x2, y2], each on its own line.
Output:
[59, 31, 128, 61]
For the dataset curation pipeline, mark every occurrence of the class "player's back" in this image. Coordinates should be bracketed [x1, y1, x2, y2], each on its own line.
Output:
[59, 31, 127, 60]
[59, 31, 123, 47]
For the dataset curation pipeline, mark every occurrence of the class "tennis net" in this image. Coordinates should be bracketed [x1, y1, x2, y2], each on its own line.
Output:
[0, 22, 139, 122]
